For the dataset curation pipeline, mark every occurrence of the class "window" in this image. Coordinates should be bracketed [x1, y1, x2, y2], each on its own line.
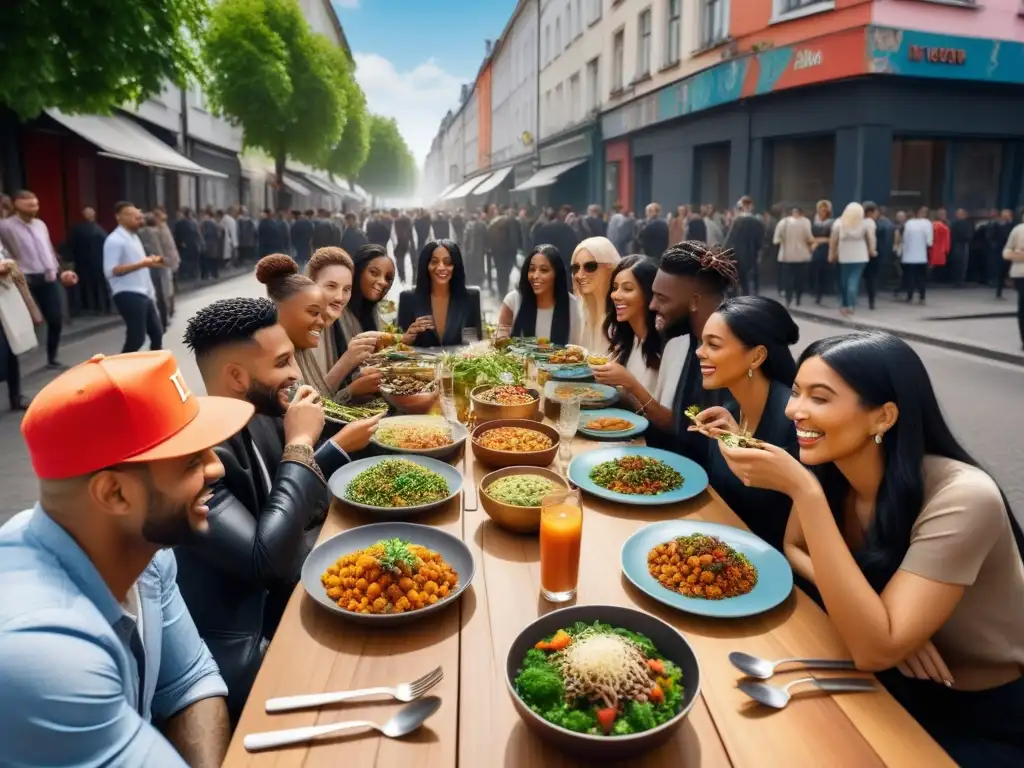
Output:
[770, 137, 836, 212]
[569, 73, 582, 123]
[612, 29, 625, 92]
[586, 56, 600, 112]
[637, 9, 652, 78]
[544, 90, 552, 133]
[772, 0, 835, 23]
[566, 4, 572, 47]
[666, 0, 681, 65]
[555, 83, 564, 129]
[556, 18, 562, 54]
[700, 0, 729, 47]
[588, 0, 603, 24]
[576, 0, 583, 36]
[544, 25, 550, 65]
[891, 139, 947, 210]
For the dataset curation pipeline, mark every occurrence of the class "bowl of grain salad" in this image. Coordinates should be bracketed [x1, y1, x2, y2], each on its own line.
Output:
[470, 384, 542, 424]
[471, 419, 560, 469]
[479, 466, 569, 533]
[371, 415, 469, 460]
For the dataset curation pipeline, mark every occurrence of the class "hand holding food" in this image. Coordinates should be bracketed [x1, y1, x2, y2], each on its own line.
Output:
[717, 440, 814, 496]
[402, 315, 434, 343]
[284, 385, 325, 447]
[347, 368, 383, 397]
[332, 412, 384, 453]
[591, 361, 636, 390]
[684, 405, 764, 449]
[340, 335, 378, 370]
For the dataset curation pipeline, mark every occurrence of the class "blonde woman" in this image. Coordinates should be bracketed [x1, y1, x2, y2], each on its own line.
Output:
[830, 202, 876, 315]
[571, 236, 620, 355]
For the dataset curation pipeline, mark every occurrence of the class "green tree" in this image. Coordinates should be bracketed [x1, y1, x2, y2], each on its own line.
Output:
[324, 79, 370, 180]
[1, 0, 209, 120]
[202, 0, 352, 205]
[359, 115, 418, 197]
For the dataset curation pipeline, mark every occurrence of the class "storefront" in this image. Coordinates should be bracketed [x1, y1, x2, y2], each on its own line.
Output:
[190, 141, 243, 211]
[516, 121, 601, 212]
[602, 26, 1024, 216]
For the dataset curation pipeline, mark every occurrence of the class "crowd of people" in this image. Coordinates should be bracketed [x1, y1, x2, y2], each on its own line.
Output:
[1, 207, 1023, 764]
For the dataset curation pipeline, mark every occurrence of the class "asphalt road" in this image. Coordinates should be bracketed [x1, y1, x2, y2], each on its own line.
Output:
[3, 273, 1021, 529]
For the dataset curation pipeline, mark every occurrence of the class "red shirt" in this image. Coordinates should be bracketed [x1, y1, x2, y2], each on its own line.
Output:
[929, 220, 951, 266]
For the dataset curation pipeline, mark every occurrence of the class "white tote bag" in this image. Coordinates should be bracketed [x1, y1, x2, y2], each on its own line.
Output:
[0, 276, 39, 355]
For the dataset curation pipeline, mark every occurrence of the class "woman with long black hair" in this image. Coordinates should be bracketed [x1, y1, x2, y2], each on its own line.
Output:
[591, 254, 662, 398]
[687, 296, 800, 550]
[496, 244, 578, 345]
[397, 239, 483, 346]
[719, 331, 1024, 766]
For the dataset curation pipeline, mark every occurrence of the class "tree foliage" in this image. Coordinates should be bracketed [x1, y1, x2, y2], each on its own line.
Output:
[359, 115, 418, 196]
[1, 0, 209, 120]
[324, 79, 370, 180]
[202, 0, 351, 200]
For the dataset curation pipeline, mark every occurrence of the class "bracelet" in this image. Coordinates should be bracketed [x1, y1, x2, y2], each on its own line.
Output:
[283, 443, 326, 485]
[636, 396, 654, 415]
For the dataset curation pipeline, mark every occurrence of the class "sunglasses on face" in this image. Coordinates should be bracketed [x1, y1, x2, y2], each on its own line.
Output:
[570, 261, 599, 275]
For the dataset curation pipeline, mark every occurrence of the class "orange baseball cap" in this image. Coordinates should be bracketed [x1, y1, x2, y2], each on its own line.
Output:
[22, 351, 255, 480]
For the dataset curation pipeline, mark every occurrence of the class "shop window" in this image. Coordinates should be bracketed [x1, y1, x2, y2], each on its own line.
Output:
[769, 136, 835, 212]
[890, 139, 946, 211]
[953, 141, 1002, 215]
[694, 143, 730, 211]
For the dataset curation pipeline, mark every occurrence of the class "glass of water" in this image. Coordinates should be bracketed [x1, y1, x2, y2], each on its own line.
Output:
[556, 394, 581, 464]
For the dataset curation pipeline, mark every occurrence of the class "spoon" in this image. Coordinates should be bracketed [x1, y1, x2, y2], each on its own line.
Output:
[729, 651, 857, 679]
[243, 696, 442, 752]
[739, 677, 877, 709]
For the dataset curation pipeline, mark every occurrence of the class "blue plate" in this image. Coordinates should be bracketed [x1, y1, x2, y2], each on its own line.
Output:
[567, 446, 708, 506]
[540, 363, 593, 380]
[543, 380, 618, 407]
[621, 520, 794, 618]
[328, 454, 463, 517]
[577, 408, 649, 439]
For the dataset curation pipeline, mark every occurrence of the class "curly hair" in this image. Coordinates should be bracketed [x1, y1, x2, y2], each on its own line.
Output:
[660, 240, 739, 294]
[255, 253, 315, 302]
[306, 246, 354, 281]
[183, 297, 278, 360]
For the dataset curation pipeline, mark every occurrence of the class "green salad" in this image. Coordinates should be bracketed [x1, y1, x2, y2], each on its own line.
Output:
[345, 459, 449, 507]
[514, 621, 684, 736]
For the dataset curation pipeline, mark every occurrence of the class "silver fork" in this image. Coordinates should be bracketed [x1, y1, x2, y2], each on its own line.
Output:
[264, 666, 443, 713]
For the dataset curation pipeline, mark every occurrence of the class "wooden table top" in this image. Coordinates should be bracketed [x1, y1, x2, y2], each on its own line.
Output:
[224, 433, 953, 767]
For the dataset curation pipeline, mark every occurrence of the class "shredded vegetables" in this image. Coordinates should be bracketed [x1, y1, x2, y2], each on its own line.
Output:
[589, 456, 683, 495]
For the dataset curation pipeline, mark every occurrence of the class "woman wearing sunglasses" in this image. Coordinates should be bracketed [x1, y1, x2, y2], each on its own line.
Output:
[571, 237, 620, 356]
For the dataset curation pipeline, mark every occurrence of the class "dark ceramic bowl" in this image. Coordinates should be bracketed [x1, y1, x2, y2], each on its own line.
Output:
[471, 419, 559, 469]
[505, 604, 702, 761]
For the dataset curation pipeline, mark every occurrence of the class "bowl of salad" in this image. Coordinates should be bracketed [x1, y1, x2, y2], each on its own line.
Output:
[470, 384, 541, 424]
[506, 604, 701, 759]
[478, 466, 569, 533]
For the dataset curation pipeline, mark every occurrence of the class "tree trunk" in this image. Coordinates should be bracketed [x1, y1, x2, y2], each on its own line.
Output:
[274, 153, 293, 211]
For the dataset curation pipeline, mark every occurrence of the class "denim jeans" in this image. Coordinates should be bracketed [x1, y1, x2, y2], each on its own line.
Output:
[837, 262, 867, 309]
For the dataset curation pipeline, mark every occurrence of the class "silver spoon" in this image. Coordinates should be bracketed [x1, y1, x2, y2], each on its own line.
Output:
[243, 696, 442, 752]
[730, 651, 857, 679]
[739, 677, 877, 709]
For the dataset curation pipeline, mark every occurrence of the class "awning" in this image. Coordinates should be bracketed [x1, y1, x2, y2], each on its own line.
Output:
[442, 172, 494, 200]
[434, 182, 457, 202]
[46, 108, 227, 178]
[470, 166, 513, 196]
[281, 173, 311, 196]
[512, 158, 588, 191]
[299, 173, 338, 195]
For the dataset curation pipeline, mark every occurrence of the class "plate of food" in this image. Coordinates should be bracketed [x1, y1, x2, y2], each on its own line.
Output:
[470, 384, 540, 422]
[328, 455, 463, 516]
[303, 522, 475, 625]
[322, 396, 389, 424]
[371, 415, 468, 460]
[538, 362, 594, 381]
[379, 369, 439, 414]
[543, 381, 618, 408]
[577, 408, 649, 439]
[505, 604, 701, 759]
[567, 446, 708, 506]
[620, 520, 793, 618]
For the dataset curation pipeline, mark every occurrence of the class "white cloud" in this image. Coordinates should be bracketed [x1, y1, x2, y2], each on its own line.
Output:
[352, 52, 466, 167]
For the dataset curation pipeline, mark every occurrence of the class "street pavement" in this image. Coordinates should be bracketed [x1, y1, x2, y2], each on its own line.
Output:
[3, 273, 1022, 529]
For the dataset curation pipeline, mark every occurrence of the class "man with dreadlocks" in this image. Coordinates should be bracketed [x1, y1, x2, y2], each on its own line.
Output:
[646, 241, 739, 458]
[177, 296, 380, 721]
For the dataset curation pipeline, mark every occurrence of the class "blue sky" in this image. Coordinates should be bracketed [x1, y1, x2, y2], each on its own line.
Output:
[332, 0, 518, 165]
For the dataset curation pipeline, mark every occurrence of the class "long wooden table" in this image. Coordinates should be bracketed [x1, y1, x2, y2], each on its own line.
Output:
[224, 434, 954, 767]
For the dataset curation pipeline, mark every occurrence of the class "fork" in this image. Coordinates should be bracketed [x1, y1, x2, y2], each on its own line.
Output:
[264, 666, 443, 713]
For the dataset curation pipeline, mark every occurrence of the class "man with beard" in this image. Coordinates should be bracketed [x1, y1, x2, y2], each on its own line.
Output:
[178, 297, 379, 720]
[0, 351, 253, 766]
[645, 241, 737, 457]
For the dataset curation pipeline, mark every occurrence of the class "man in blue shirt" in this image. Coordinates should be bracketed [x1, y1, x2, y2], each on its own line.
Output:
[0, 350, 254, 766]
[104, 201, 166, 353]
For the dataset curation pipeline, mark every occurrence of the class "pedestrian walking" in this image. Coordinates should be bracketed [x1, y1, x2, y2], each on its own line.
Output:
[810, 200, 834, 305]
[236, 206, 258, 264]
[949, 208, 974, 288]
[152, 206, 180, 320]
[0, 190, 77, 369]
[393, 208, 414, 285]
[773, 206, 814, 307]
[0, 243, 41, 410]
[221, 206, 238, 265]
[200, 208, 223, 280]
[173, 207, 203, 279]
[900, 207, 932, 304]
[862, 202, 884, 309]
[138, 213, 170, 330]
[830, 202, 876, 315]
[67, 205, 108, 314]
[291, 209, 315, 267]
[988, 209, 1015, 298]
[726, 196, 766, 297]
[103, 202, 164, 353]
[637, 203, 669, 259]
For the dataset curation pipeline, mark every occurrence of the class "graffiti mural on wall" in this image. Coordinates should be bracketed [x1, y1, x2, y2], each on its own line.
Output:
[867, 27, 1024, 84]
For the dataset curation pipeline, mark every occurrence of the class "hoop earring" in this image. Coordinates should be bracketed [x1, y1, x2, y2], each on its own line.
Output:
[874, 434, 883, 445]
[747, 368, 753, 379]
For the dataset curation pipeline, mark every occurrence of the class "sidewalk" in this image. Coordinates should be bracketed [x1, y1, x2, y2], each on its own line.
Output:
[17, 265, 252, 377]
[784, 285, 1023, 366]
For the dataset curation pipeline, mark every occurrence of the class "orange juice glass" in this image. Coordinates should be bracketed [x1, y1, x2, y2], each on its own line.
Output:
[539, 488, 583, 602]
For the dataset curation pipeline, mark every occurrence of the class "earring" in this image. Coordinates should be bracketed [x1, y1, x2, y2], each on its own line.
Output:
[874, 433, 883, 445]
[747, 368, 753, 378]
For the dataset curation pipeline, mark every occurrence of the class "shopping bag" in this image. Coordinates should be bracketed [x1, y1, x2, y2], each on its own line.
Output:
[0, 276, 39, 355]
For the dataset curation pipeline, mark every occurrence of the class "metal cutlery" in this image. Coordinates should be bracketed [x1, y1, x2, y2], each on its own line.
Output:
[265, 665, 443, 713]
[245, 696, 441, 751]
[739, 677, 877, 709]
[729, 651, 857, 679]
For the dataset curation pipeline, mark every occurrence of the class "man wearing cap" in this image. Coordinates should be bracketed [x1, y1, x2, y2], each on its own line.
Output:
[179, 296, 380, 720]
[0, 351, 254, 766]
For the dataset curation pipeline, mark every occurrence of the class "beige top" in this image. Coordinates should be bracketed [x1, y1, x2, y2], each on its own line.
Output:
[900, 455, 1024, 688]
[773, 216, 815, 263]
[1002, 222, 1024, 279]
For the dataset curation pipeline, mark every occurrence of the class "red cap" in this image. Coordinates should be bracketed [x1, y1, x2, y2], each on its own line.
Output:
[22, 351, 254, 480]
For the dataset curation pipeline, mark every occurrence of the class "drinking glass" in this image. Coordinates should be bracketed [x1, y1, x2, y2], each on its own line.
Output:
[496, 323, 512, 341]
[556, 394, 581, 464]
[540, 488, 583, 603]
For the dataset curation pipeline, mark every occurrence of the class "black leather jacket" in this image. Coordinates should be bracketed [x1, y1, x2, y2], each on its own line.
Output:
[174, 414, 348, 720]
